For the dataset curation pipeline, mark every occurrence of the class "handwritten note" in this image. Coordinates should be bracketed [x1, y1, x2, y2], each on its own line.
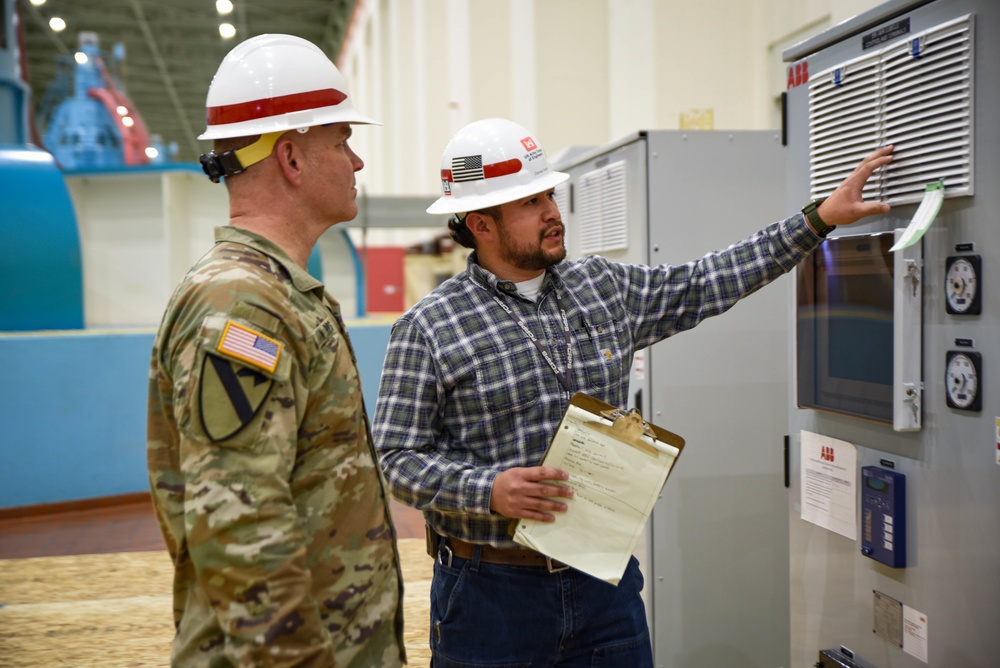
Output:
[513, 402, 681, 584]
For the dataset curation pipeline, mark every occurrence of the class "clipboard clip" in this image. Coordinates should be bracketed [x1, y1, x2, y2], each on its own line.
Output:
[587, 408, 660, 457]
[600, 408, 656, 439]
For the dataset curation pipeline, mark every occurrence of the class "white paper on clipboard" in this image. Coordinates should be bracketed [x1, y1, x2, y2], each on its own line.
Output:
[512, 393, 684, 585]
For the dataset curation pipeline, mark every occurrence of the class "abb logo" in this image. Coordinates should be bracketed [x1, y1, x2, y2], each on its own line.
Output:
[820, 445, 835, 462]
[521, 136, 537, 151]
[787, 61, 809, 89]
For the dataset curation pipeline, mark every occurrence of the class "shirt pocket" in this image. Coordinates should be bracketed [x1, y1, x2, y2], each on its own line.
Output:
[576, 315, 627, 393]
[302, 314, 367, 441]
[472, 342, 540, 417]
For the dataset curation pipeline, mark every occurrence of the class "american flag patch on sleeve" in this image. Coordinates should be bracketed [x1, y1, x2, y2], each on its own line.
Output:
[217, 321, 282, 373]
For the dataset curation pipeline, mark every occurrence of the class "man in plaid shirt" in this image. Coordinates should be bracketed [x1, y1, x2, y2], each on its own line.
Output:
[373, 117, 893, 667]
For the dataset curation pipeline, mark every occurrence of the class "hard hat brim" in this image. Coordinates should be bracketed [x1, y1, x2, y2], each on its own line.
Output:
[198, 112, 382, 141]
[426, 170, 570, 215]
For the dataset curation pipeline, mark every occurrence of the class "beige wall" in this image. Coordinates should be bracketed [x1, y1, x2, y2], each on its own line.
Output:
[340, 0, 887, 201]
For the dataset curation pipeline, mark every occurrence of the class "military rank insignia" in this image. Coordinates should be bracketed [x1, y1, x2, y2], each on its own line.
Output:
[200, 321, 282, 442]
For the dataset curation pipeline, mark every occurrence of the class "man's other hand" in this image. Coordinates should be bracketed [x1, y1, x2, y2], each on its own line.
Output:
[490, 466, 574, 522]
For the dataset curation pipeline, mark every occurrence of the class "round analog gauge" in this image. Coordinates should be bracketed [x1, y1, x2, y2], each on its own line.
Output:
[944, 255, 982, 315]
[945, 350, 982, 411]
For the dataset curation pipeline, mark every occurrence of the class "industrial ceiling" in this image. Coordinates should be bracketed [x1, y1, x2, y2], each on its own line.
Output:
[18, 0, 356, 164]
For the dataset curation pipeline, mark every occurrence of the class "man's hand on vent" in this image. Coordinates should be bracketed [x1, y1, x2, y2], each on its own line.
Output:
[819, 145, 894, 227]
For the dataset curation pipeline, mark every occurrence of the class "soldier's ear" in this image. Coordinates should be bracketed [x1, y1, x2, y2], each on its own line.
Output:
[274, 136, 303, 185]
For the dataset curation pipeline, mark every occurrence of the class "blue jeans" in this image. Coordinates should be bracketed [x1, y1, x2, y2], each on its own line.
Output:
[429, 547, 653, 667]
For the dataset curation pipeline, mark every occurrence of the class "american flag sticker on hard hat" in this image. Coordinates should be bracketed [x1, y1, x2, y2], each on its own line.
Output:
[451, 155, 485, 182]
[217, 321, 282, 373]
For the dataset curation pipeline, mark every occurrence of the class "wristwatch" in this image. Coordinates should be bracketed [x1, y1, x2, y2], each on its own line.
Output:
[802, 197, 835, 237]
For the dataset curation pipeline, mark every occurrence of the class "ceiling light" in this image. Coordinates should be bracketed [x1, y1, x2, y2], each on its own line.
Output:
[29, 0, 47, 6]
[122, 116, 135, 128]
[74, 52, 88, 65]
[49, 17, 66, 32]
[116, 105, 129, 116]
[145, 146, 159, 159]
[216, 0, 234, 15]
[219, 23, 236, 39]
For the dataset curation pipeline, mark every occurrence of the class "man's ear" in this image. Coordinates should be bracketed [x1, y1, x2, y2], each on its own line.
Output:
[465, 212, 496, 243]
[273, 136, 303, 185]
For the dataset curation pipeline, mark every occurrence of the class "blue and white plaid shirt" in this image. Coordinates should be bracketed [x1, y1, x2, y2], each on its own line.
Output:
[373, 214, 821, 548]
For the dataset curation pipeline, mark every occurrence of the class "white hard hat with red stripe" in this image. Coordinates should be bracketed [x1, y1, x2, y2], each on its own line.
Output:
[427, 118, 569, 215]
[199, 33, 379, 141]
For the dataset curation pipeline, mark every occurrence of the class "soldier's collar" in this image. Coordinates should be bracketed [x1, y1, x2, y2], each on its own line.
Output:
[215, 226, 324, 293]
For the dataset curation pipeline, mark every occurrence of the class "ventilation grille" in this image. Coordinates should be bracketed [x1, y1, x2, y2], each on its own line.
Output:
[577, 160, 628, 254]
[808, 14, 974, 205]
[808, 53, 881, 201]
[553, 181, 570, 221]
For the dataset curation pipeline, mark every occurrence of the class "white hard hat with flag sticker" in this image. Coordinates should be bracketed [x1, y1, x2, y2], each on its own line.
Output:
[427, 118, 569, 215]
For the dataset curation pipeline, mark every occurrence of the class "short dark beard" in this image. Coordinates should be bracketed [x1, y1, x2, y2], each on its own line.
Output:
[496, 219, 566, 271]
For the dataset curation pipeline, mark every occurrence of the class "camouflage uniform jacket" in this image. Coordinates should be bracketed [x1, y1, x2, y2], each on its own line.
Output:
[147, 226, 406, 667]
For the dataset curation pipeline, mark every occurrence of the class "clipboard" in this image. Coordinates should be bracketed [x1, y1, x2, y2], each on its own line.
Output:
[511, 392, 685, 585]
[570, 393, 684, 457]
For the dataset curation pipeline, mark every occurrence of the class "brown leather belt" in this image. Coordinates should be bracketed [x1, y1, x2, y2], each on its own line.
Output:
[429, 531, 569, 572]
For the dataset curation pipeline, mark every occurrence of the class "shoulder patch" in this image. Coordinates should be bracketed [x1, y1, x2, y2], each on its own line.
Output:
[217, 321, 283, 373]
[200, 353, 273, 442]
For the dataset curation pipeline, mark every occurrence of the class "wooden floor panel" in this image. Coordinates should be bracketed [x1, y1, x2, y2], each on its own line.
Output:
[0, 540, 434, 667]
[0, 495, 433, 665]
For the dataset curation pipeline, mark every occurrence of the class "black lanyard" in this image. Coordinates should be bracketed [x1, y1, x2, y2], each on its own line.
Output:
[491, 290, 573, 392]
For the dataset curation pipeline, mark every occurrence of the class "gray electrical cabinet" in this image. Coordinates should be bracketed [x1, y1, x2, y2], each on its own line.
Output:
[784, 0, 999, 666]
[555, 131, 791, 668]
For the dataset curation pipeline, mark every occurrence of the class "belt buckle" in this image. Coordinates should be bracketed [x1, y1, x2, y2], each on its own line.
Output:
[545, 556, 569, 573]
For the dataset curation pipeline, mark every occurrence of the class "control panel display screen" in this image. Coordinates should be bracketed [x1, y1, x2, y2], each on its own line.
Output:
[797, 232, 896, 424]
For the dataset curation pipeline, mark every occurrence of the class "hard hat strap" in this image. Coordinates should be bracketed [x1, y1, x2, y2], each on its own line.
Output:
[199, 132, 283, 183]
[234, 132, 283, 169]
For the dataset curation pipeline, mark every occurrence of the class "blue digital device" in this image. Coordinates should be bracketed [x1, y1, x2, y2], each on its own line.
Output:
[861, 466, 906, 568]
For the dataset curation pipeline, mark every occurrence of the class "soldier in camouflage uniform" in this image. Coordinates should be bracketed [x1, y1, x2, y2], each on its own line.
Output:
[147, 34, 406, 667]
